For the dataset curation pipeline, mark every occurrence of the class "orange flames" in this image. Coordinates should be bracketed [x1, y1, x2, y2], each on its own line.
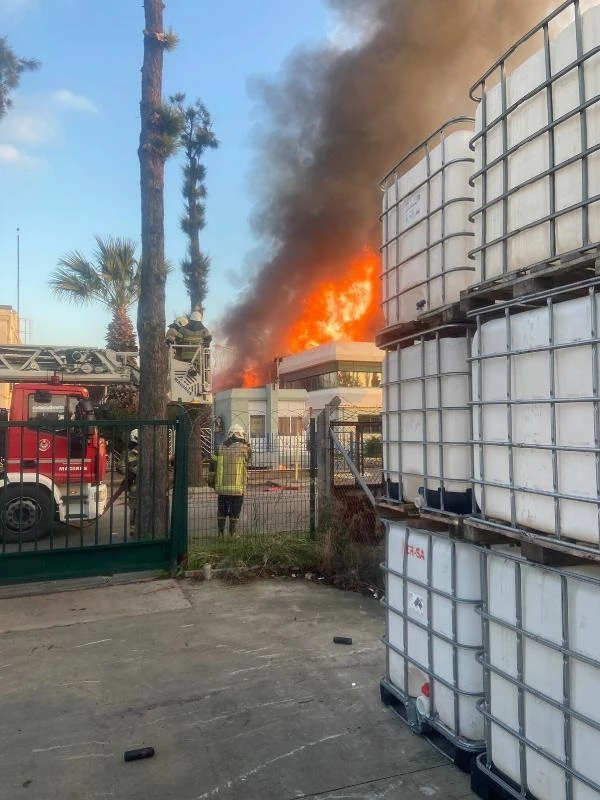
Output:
[241, 365, 261, 388]
[237, 249, 382, 388]
[283, 250, 381, 354]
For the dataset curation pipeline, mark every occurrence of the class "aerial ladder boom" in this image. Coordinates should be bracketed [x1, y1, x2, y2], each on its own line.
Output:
[0, 344, 138, 385]
[0, 342, 212, 403]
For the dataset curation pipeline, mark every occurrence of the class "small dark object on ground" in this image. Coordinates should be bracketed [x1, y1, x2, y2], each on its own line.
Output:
[333, 635, 353, 645]
[124, 747, 155, 762]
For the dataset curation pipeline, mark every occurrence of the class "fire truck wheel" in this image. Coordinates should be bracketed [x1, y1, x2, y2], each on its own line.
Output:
[0, 485, 55, 543]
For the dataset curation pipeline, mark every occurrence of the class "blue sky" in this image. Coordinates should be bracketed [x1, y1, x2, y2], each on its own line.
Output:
[0, 0, 346, 351]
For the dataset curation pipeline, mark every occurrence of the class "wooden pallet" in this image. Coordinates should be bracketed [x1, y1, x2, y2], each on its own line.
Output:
[376, 500, 420, 521]
[460, 516, 597, 566]
[418, 506, 470, 533]
[376, 301, 472, 349]
[460, 247, 600, 312]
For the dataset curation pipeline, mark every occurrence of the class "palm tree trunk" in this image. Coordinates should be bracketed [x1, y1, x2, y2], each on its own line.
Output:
[137, 0, 169, 536]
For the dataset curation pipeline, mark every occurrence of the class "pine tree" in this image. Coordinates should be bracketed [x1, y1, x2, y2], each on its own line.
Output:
[0, 37, 39, 119]
[170, 93, 218, 312]
[137, 0, 181, 534]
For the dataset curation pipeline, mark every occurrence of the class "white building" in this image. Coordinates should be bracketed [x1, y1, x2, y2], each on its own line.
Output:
[213, 385, 309, 469]
[278, 341, 383, 415]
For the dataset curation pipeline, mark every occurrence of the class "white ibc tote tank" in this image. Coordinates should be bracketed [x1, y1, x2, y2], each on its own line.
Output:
[471, 1, 600, 282]
[383, 521, 485, 746]
[471, 287, 600, 547]
[382, 330, 472, 512]
[380, 118, 477, 326]
[478, 547, 600, 800]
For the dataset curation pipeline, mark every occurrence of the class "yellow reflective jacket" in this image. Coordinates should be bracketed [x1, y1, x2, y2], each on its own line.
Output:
[212, 438, 252, 496]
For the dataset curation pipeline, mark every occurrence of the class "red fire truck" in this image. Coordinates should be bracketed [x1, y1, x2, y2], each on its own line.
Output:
[0, 340, 213, 544]
[0, 345, 135, 543]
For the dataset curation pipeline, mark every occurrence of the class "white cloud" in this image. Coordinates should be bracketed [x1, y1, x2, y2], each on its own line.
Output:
[0, 88, 99, 170]
[0, 143, 21, 162]
[0, 96, 61, 149]
[1, 105, 59, 147]
[0, 143, 36, 168]
[52, 89, 99, 114]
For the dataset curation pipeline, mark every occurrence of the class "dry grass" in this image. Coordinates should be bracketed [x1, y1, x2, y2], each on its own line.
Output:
[186, 533, 320, 583]
[185, 513, 385, 594]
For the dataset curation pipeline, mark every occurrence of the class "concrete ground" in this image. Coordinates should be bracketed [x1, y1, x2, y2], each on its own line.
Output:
[0, 577, 476, 800]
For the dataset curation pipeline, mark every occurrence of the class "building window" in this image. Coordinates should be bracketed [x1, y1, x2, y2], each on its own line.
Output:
[278, 416, 303, 436]
[249, 414, 265, 438]
[281, 369, 382, 392]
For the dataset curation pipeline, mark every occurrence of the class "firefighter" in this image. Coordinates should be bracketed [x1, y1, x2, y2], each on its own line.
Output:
[117, 429, 139, 533]
[166, 310, 211, 363]
[209, 424, 252, 537]
[186, 309, 212, 345]
[165, 315, 189, 346]
[178, 310, 211, 362]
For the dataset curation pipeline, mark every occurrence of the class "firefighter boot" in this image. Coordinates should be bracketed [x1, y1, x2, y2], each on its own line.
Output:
[217, 517, 226, 537]
[229, 518, 238, 537]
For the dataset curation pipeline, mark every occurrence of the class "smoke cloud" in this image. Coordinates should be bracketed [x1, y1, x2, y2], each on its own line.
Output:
[217, 0, 552, 387]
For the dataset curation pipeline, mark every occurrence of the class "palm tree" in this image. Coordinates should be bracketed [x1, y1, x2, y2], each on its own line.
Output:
[49, 235, 140, 351]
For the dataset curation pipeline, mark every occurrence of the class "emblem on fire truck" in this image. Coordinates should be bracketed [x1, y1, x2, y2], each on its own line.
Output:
[38, 438, 51, 452]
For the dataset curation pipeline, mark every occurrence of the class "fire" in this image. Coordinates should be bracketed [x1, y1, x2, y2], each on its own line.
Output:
[284, 249, 382, 354]
[235, 248, 383, 389]
[241, 365, 261, 388]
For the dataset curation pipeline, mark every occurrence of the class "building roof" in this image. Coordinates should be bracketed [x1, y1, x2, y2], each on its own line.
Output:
[279, 341, 383, 375]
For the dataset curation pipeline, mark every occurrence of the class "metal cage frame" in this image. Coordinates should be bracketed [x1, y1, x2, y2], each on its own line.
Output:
[381, 324, 475, 513]
[469, 0, 600, 282]
[380, 117, 476, 324]
[381, 523, 485, 752]
[477, 546, 600, 799]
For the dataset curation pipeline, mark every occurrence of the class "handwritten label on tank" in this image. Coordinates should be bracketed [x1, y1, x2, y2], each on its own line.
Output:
[403, 191, 424, 225]
[408, 590, 425, 616]
[406, 544, 426, 560]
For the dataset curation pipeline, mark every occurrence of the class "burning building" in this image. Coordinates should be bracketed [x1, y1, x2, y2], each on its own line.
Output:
[216, 0, 552, 389]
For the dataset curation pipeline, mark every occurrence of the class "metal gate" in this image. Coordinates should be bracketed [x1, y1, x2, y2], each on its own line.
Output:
[318, 409, 384, 543]
[0, 417, 188, 585]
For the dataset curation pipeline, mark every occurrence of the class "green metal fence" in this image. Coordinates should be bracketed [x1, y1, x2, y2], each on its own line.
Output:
[0, 417, 187, 584]
[186, 418, 317, 547]
[0, 404, 381, 583]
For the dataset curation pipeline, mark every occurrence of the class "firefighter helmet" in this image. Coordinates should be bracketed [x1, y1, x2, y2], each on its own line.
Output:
[190, 310, 203, 322]
[130, 429, 139, 444]
[228, 424, 245, 440]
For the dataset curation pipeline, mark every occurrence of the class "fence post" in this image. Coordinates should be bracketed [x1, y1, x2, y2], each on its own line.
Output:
[316, 407, 332, 531]
[171, 413, 189, 568]
[309, 418, 317, 539]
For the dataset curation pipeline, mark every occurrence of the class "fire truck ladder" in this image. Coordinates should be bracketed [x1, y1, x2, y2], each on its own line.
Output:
[0, 345, 138, 384]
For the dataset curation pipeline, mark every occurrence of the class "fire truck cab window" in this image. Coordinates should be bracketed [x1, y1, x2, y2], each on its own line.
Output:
[28, 394, 83, 424]
[29, 394, 68, 421]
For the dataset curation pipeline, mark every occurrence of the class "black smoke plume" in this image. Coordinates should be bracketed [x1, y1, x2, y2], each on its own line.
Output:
[216, 0, 552, 388]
